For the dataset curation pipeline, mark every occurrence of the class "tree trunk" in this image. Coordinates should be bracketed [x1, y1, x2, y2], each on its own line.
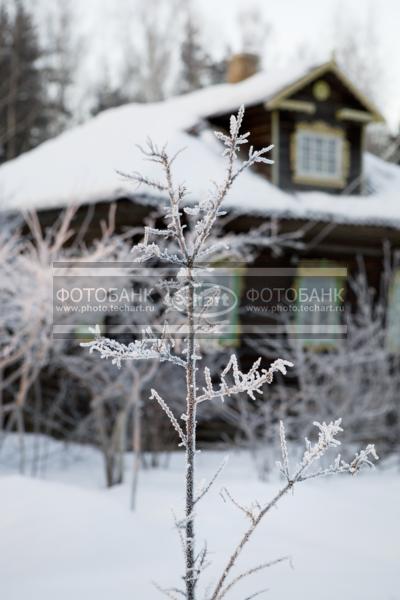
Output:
[131, 388, 141, 510]
[185, 267, 197, 600]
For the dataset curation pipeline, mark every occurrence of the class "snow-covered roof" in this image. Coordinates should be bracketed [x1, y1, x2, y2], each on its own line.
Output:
[0, 63, 399, 229]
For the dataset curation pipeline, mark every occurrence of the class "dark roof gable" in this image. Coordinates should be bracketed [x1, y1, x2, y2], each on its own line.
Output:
[265, 60, 384, 122]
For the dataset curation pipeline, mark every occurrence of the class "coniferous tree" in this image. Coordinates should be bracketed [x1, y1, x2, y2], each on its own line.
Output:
[42, 0, 81, 135]
[178, 3, 231, 92]
[0, 1, 49, 162]
[179, 9, 209, 93]
[90, 65, 131, 116]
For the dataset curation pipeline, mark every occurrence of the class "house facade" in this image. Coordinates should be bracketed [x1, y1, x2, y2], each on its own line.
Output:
[0, 57, 399, 352]
[210, 57, 384, 194]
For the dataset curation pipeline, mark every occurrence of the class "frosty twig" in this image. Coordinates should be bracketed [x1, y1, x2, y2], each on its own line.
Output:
[81, 105, 378, 600]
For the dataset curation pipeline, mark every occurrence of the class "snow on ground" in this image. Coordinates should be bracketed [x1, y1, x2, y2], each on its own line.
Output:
[0, 435, 399, 600]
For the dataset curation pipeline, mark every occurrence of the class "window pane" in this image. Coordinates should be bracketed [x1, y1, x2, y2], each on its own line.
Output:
[295, 272, 343, 347]
[296, 130, 342, 180]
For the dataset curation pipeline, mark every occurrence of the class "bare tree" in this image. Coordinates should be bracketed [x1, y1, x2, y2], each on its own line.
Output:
[237, 4, 271, 57]
[0, 205, 131, 471]
[236, 254, 400, 477]
[60, 351, 157, 494]
[117, 0, 181, 103]
[332, 6, 383, 104]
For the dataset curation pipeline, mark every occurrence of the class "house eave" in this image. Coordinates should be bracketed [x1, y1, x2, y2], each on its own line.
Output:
[264, 60, 385, 123]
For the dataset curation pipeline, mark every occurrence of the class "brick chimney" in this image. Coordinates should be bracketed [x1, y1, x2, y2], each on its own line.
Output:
[226, 53, 260, 84]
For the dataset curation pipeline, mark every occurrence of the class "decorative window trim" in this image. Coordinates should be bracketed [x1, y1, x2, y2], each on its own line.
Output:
[336, 108, 374, 123]
[272, 99, 316, 114]
[313, 80, 331, 101]
[290, 121, 350, 188]
[271, 110, 280, 186]
[387, 270, 400, 353]
[293, 261, 346, 350]
[203, 263, 244, 348]
[264, 59, 384, 122]
[218, 266, 243, 348]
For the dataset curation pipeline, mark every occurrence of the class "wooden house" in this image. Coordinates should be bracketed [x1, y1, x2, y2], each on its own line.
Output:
[0, 56, 400, 353]
[210, 56, 384, 194]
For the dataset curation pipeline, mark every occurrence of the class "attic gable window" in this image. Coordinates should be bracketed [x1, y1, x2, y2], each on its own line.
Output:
[291, 121, 349, 188]
[298, 132, 340, 177]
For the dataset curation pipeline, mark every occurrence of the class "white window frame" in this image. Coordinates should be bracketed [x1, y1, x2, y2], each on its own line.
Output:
[296, 130, 343, 180]
[291, 121, 348, 188]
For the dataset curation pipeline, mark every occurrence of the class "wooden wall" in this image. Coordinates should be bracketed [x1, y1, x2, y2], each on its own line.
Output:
[208, 70, 368, 194]
[209, 104, 273, 180]
[277, 72, 365, 193]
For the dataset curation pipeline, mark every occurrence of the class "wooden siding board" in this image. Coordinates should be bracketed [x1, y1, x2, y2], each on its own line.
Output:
[208, 68, 375, 195]
[209, 104, 273, 180]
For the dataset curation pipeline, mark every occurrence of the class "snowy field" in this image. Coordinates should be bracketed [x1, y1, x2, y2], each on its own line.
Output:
[0, 436, 399, 600]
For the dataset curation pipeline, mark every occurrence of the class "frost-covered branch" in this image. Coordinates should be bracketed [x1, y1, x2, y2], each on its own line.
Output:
[80, 103, 378, 600]
[192, 106, 273, 258]
[197, 226, 305, 263]
[277, 419, 378, 483]
[194, 456, 228, 505]
[197, 357, 293, 404]
[0, 206, 132, 473]
[245, 253, 400, 452]
[121, 139, 189, 261]
[209, 420, 378, 600]
[153, 582, 185, 600]
[220, 487, 260, 524]
[81, 102, 292, 595]
[217, 556, 289, 600]
[242, 590, 269, 600]
[150, 389, 187, 448]
[81, 326, 186, 368]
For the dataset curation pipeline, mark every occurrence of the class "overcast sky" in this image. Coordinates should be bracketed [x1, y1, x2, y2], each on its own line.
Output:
[46, 0, 400, 131]
[198, 0, 400, 131]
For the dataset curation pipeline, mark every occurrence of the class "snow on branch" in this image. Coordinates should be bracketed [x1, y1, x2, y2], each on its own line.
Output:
[210, 420, 378, 600]
[81, 325, 186, 368]
[152, 582, 185, 600]
[150, 389, 187, 448]
[192, 105, 273, 258]
[118, 105, 275, 269]
[194, 456, 229, 505]
[217, 556, 289, 600]
[79, 102, 378, 600]
[130, 240, 186, 265]
[197, 356, 294, 404]
[214, 107, 273, 180]
[278, 419, 379, 483]
[119, 138, 189, 261]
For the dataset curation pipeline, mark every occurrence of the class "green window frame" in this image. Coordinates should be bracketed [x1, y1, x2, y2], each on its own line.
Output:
[199, 265, 243, 348]
[218, 266, 243, 348]
[294, 262, 346, 349]
[387, 270, 400, 353]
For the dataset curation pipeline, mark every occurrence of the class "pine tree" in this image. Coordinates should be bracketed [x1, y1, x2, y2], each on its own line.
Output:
[178, 5, 230, 92]
[179, 9, 209, 93]
[42, 0, 80, 135]
[90, 67, 131, 116]
[0, 1, 49, 162]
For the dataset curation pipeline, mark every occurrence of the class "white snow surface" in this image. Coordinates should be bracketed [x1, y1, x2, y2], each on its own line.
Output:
[0, 435, 399, 600]
[0, 70, 400, 227]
